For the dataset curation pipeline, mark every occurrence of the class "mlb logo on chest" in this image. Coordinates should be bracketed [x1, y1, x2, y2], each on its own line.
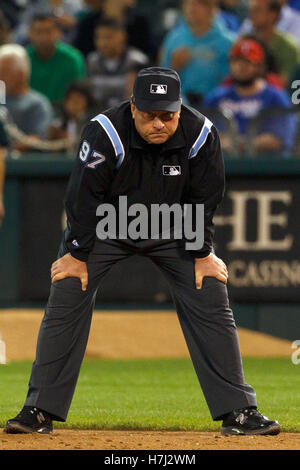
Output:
[150, 84, 168, 94]
[163, 165, 181, 176]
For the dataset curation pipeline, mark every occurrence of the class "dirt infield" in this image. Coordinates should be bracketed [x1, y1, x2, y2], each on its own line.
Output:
[0, 429, 299, 450]
[0, 309, 293, 360]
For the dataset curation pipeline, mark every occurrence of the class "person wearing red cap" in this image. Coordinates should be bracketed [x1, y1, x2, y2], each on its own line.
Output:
[204, 37, 297, 156]
[222, 34, 285, 90]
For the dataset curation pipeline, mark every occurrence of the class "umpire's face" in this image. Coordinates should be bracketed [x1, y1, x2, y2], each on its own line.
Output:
[130, 103, 181, 145]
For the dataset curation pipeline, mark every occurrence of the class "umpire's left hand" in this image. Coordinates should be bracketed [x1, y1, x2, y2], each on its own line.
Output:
[194, 253, 228, 289]
[51, 253, 88, 291]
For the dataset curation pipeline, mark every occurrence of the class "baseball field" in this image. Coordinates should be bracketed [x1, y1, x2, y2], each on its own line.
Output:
[0, 309, 299, 450]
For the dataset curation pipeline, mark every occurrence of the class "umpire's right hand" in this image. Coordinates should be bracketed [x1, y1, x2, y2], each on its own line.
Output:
[51, 253, 88, 291]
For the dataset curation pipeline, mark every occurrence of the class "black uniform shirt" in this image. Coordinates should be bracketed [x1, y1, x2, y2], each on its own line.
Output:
[64, 101, 225, 261]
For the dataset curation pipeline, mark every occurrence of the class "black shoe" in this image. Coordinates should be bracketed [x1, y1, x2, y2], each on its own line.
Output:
[4, 406, 53, 434]
[221, 407, 280, 436]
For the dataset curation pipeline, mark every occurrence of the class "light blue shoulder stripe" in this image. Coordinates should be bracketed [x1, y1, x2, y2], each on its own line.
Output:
[188, 117, 213, 159]
[91, 113, 125, 169]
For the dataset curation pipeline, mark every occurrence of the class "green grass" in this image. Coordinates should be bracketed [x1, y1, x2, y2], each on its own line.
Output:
[0, 358, 299, 432]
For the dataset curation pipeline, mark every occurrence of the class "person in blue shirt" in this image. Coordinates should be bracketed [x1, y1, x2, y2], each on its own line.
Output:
[203, 37, 297, 156]
[160, 0, 235, 107]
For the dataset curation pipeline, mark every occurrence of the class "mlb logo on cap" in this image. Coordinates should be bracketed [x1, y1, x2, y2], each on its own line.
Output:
[151, 84, 168, 95]
[133, 67, 181, 112]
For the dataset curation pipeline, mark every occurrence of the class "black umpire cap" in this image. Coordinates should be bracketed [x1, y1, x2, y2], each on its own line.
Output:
[132, 67, 181, 113]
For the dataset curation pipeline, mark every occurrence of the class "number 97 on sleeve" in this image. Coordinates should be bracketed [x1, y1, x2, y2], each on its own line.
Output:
[79, 140, 106, 169]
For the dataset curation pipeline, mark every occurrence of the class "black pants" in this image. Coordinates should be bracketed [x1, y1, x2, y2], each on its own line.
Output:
[25, 238, 257, 421]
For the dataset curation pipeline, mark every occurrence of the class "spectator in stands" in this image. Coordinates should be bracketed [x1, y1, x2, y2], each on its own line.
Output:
[72, 0, 106, 57]
[203, 37, 297, 156]
[45, 0, 83, 43]
[86, 18, 149, 110]
[48, 80, 95, 151]
[13, 0, 83, 45]
[0, 44, 53, 143]
[103, 0, 158, 60]
[73, 0, 156, 60]
[26, 13, 85, 104]
[0, 10, 11, 46]
[238, 0, 299, 85]
[240, 0, 300, 45]
[222, 34, 285, 89]
[160, 0, 235, 107]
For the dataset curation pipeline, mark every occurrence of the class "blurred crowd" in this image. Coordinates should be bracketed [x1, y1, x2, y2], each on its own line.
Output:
[0, 0, 300, 162]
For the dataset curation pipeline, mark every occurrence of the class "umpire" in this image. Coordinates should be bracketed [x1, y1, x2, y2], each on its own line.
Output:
[5, 67, 280, 436]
